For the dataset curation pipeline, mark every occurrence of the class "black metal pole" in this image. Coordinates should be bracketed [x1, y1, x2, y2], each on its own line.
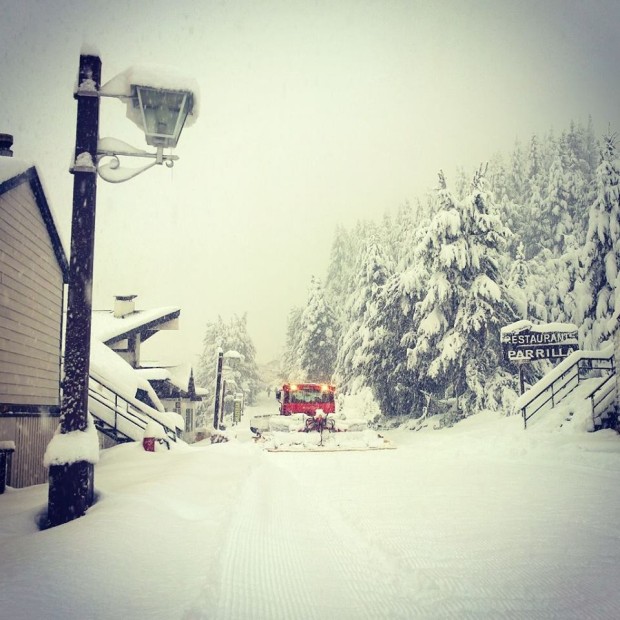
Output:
[213, 350, 224, 429]
[47, 54, 101, 527]
[221, 379, 227, 425]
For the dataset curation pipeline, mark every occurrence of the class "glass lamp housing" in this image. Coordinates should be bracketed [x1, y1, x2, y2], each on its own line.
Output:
[133, 85, 192, 148]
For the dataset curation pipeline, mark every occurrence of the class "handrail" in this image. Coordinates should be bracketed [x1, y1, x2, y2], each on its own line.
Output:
[518, 350, 615, 429]
[88, 375, 177, 443]
[588, 373, 616, 429]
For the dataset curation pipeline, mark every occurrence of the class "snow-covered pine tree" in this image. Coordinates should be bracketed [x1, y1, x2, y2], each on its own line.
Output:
[281, 306, 304, 380]
[335, 236, 390, 394]
[507, 242, 529, 320]
[196, 314, 262, 409]
[542, 143, 572, 256]
[324, 225, 356, 320]
[403, 170, 461, 394]
[224, 314, 262, 404]
[297, 277, 339, 382]
[367, 259, 427, 418]
[406, 168, 519, 412]
[196, 316, 226, 410]
[392, 200, 429, 272]
[521, 134, 548, 259]
[573, 132, 620, 348]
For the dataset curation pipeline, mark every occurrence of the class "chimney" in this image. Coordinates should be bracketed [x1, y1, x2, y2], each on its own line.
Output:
[114, 294, 137, 318]
[0, 134, 14, 157]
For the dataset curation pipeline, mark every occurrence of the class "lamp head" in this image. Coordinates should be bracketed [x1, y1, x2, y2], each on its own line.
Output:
[133, 85, 193, 149]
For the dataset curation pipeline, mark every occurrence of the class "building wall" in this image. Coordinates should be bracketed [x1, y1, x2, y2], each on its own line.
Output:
[0, 181, 64, 407]
[1, 415, 58, 487]
[161, 396, 196, 442]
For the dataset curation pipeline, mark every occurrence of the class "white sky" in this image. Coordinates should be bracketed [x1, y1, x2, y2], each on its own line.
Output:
[2, 0, 620, 366]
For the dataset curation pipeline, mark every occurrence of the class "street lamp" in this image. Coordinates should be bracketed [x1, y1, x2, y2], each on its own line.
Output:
[135, 85, 192, 148]
[46, 53, 197, 528]
[213, 350, 244, 430]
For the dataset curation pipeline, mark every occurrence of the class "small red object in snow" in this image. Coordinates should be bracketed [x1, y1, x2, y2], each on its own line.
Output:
[143, 437, 156, 452]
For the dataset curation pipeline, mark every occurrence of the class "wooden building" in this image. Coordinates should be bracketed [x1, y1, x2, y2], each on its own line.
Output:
[0, 147, 69, 487]
[137, 364, 204, 441]
[91, 296, 201, 442]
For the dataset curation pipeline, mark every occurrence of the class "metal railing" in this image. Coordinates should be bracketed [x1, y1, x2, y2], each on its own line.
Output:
[587, 373, 617, 430]
[89, 375, 177, 443]
[519, 351, 615, 429]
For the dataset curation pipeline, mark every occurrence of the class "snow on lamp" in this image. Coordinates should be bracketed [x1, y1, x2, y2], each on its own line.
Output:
[95, 63, 200, 182]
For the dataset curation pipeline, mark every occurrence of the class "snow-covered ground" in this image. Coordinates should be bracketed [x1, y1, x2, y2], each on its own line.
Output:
[1, 394, 619, 619]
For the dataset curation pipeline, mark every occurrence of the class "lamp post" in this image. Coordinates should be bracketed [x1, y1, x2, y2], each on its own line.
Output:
[47, 53, 196, 527]
[213, 350, 224, 430]
[212, 350, 244, 430]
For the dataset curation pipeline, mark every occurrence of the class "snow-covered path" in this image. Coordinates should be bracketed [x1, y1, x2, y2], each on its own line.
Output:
[1, 395, 619, 619]
[201, 402, 620, 619]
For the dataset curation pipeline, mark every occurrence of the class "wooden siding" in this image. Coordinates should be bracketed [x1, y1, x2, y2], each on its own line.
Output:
[0, 415, 58, 487]
[0, 182, 64, 407]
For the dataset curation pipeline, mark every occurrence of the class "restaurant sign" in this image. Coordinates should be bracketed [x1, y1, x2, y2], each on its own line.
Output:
[501, 320, 579, 362]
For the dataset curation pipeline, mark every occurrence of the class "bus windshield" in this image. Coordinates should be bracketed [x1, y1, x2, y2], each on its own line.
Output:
[289, 388, 334, 404]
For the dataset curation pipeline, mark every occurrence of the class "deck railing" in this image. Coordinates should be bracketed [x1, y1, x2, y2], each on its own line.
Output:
[88, 375, 177, 443]
[587, 373, 617, 430]
[516, 349, 615, 429]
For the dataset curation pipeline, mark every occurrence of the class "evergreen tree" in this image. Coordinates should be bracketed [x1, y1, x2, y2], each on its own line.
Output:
[507, 242, 530, 319]
[196, 314, 262, 411]
[324, 225, 356, 318]
[368, 260, 427, 417]
[406, 168, 519, 411]
[281, 306, 304, 380]
[297, 277, 339, 382]
[403, 170, 461, 393]
[573, 132, 620, 348]
[335, 236, 390, 393]
[542, 145, 572, 256]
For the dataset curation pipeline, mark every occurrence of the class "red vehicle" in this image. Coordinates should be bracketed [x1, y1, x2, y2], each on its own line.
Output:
[276, 383, 336, 417]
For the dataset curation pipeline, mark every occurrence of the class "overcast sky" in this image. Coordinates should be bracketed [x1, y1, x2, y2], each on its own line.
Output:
[2, 0, 620, 368]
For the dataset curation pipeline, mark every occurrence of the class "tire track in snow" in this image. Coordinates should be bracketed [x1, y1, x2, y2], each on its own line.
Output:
[210, 454, 405, 619]
[278, 447, 620, 619]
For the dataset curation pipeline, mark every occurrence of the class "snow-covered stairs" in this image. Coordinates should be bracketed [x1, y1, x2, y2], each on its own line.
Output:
[515, 348, 617, 431]
[88, 375, 177, 445]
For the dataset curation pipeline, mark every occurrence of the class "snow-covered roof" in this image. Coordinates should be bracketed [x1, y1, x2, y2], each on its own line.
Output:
[136, 362, 192, 393]
[137, 367, 172, 382]
[92, 306, 180, 344]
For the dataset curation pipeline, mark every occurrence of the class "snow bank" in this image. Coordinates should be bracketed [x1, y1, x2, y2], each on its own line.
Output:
[1, 394, 619, 619]
[43, 414, 100, 467]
